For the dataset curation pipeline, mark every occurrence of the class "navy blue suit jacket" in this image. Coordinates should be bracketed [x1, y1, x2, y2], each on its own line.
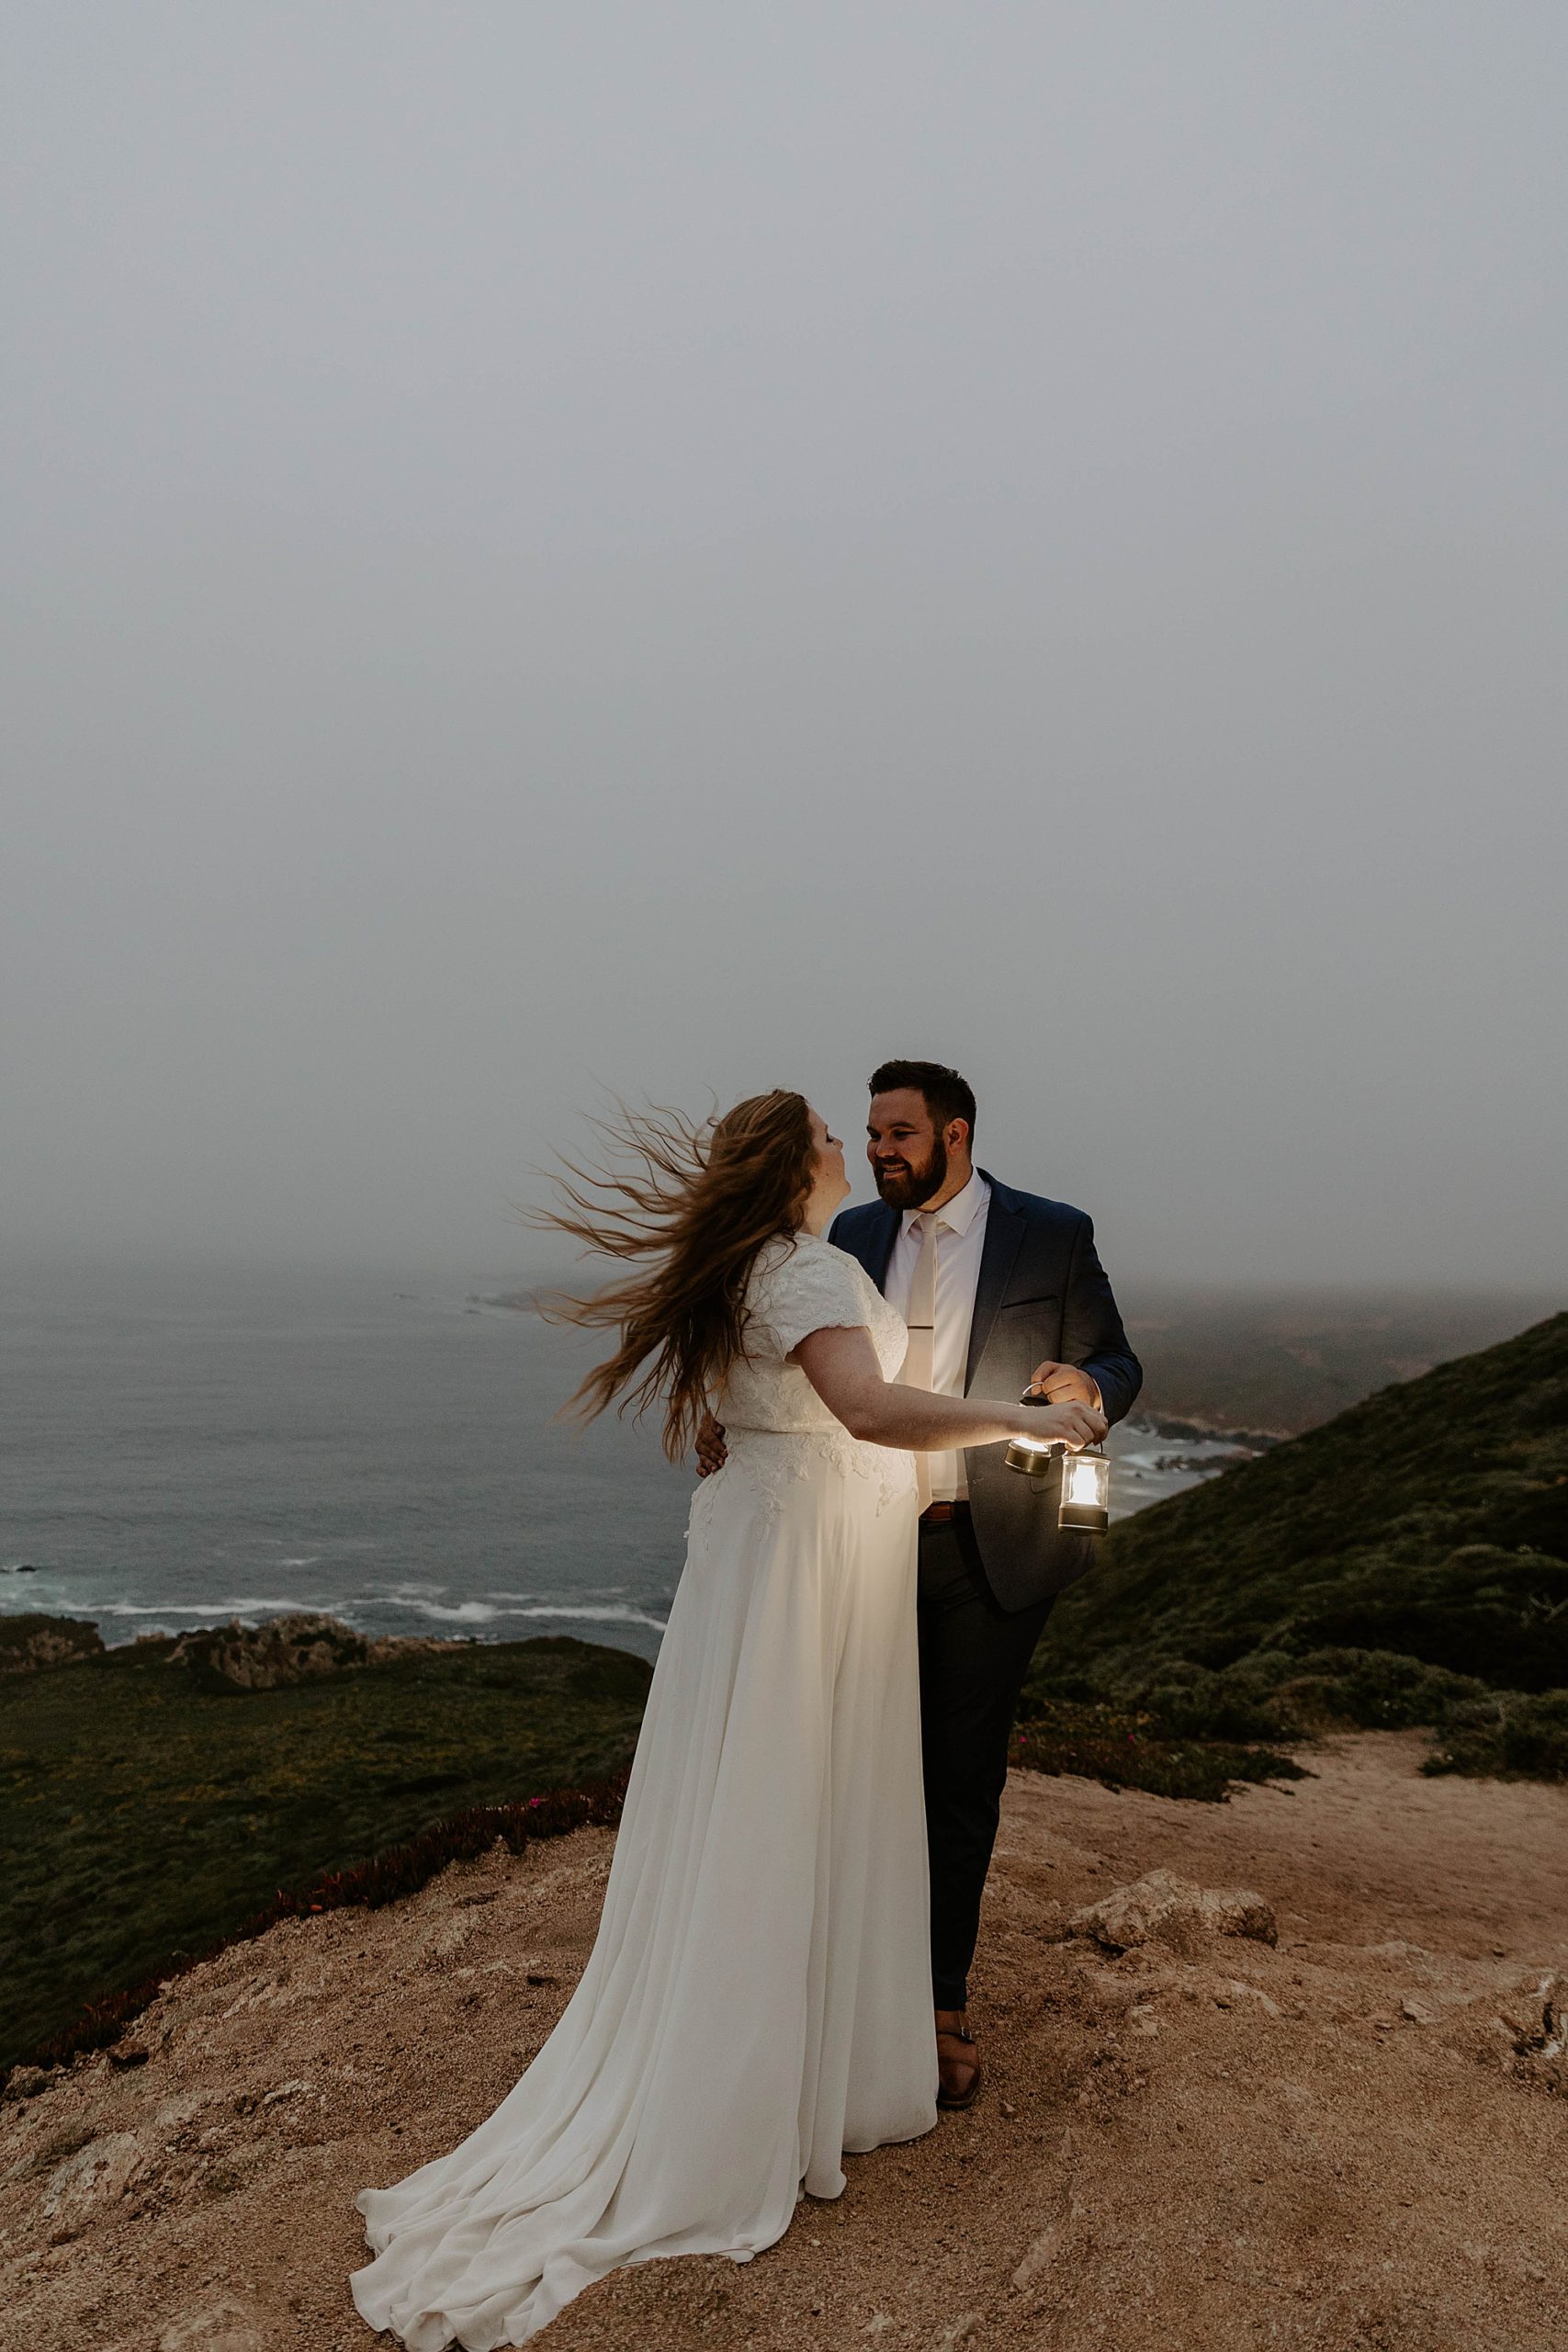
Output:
[829, 1171, 1142, 1610]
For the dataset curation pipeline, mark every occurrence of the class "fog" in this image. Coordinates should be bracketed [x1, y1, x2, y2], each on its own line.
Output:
[5, 4, 1564, 1287]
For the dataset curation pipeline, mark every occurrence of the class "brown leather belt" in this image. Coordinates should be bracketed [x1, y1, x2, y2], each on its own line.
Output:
[919, 1500, 971, 1527]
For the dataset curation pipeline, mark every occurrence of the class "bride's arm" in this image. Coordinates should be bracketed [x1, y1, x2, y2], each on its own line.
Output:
[791, 1325, 1107, 1454]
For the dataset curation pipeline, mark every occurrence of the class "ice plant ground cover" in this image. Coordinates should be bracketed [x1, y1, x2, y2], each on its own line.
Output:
[0, 1634, 651, 2074]
[28, 1772, 633, 2075]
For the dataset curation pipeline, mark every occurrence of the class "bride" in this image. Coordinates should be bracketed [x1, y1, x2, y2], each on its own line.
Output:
[352, 1090, 1105, 2349]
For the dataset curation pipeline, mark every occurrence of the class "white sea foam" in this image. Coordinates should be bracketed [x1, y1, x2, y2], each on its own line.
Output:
[94, 1597, 316, 1617]
[395, 1599, 503, 1623]
[497, 1603, 670, 1632]
[392, 1597, 670, 1633]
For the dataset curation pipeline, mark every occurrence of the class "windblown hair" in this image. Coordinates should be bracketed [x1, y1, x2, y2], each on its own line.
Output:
[526, 1091, 818, 1461]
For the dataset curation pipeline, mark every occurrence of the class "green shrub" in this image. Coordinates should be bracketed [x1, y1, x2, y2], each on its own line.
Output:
[1281, 1546, 1568, 1690]
[1423, 1690, 1568, 1782]
[1270, 1646, 1486, 1730]
[1131, 1655, 1300, 1741]
[1011, 1701, 1308, 1804]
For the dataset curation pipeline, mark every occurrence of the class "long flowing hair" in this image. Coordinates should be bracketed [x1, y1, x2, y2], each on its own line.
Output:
[526, 1090, 818, 1460]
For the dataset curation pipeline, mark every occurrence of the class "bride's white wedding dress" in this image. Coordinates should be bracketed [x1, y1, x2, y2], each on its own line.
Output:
[351, 1232, 938, 2349]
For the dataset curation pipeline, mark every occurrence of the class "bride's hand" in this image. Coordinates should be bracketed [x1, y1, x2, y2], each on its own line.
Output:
[1010, 1399, 1108, 1451]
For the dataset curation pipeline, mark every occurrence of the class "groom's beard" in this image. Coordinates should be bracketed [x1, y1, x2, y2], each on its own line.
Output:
[873, 1135, 949, 1212]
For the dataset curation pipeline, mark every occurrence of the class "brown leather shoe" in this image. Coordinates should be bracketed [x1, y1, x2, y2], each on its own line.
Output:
[934, 2008, 982, 2110]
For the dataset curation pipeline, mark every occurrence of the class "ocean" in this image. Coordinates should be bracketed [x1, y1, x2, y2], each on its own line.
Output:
[1, 1261, 1241, 1663]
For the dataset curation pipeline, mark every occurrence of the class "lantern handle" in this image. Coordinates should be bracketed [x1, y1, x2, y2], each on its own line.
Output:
[1019, 1390, 1109, 1451]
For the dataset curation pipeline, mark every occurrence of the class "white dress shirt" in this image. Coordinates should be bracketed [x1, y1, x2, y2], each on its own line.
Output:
[883, 1170, 990, 1503]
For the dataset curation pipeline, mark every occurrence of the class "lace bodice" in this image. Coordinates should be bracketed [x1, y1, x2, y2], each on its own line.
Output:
[716, 1233, 908, 1430]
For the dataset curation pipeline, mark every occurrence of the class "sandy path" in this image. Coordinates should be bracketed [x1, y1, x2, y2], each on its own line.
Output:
[4, 1734, 1565, 2352]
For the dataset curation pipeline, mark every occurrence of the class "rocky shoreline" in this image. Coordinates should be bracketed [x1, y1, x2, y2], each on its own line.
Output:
[1, 1611, 455, 1686]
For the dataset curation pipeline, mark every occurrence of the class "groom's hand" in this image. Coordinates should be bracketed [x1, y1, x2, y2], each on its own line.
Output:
[1027, 1359, 1103, 1411]
[694, 1410, 728, 1477]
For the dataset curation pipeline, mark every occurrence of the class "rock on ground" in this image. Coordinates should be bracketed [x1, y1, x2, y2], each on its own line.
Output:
[3, 1732, 1566, 2352]
[165, 1614, 447, 1689]
[1067, 1866, 1277, 1954]
[0, 1616, 105, 1673]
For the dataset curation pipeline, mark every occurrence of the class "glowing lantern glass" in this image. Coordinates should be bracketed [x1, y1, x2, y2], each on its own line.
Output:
[1057, 1446, 1111, 1532]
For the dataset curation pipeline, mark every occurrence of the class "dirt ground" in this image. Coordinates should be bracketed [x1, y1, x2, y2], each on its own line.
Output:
[4, 1733, 1565, 2352]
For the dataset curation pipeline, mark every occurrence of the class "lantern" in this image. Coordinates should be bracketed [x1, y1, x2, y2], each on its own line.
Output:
[1004, 1394, 1111, 1533]
[1056, 1445, 1111, 1533]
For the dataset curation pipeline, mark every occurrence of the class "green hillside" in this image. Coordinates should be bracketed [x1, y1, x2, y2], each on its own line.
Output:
[1026, 1311, 1568, 1775]
[0, 1634, 650, 2073]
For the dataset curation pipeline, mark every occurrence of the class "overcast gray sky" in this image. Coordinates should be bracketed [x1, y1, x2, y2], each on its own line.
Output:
[4, 3, 1564, 1286]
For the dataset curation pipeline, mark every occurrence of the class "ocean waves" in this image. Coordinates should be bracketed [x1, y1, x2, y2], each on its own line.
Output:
[392, 1597, 671, 1634]
[0, 1567, 671, 1646]
[0, 1269, 694, 1664]
[2, 1270, 1260, 1676]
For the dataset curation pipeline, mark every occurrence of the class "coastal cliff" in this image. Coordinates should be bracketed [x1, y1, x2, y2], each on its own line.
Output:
[5, 1734, 1565, 2350]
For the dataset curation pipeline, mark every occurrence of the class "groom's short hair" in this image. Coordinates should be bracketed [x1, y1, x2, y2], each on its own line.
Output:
[868, 1060, 976, 1142]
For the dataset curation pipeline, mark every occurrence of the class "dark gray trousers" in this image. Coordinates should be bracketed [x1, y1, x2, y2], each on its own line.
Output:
[917, 1518, 1055, 2011]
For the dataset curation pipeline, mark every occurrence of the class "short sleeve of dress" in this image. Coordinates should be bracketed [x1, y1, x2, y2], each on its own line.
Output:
[748, 1239, 875, 1362]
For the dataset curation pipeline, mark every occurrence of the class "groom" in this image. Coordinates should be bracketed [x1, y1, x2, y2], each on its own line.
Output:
[700, 1060, 1142, 2109]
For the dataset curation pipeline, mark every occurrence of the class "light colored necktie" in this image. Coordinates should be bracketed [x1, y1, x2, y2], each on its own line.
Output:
[900, 1214, 939, 1512]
